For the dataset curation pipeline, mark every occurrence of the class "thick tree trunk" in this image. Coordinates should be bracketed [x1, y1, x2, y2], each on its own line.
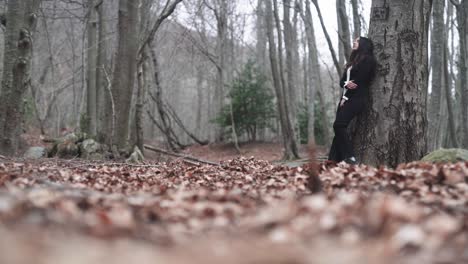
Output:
[265, 0, 299, 160]
[0, 0, 42, 156]
[353, 0, 432, 167]
[111, 0, 139, 149]
[428, 0, 445, 150]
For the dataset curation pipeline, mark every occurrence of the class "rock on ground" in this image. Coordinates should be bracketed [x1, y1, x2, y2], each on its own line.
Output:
[23, 147, 46, 159]
[421, 148, 468, 162]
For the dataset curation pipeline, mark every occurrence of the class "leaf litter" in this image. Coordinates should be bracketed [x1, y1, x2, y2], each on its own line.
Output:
[0, 157, 466, 263]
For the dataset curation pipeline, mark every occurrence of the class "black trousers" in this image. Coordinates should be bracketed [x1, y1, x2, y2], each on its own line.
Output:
[328, 96, 365, 162]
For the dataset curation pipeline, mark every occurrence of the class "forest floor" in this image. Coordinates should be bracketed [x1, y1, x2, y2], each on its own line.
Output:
[181, 142, 329, 162]
[0, 140, 467, 263]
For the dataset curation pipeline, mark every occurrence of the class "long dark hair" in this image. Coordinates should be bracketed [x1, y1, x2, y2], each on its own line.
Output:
[345, 36, 375, 69]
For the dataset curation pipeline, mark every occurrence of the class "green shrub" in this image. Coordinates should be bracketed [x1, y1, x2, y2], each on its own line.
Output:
[215, 60, 276, 141]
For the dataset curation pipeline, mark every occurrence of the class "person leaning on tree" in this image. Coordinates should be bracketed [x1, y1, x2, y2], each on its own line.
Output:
[328, 36, 377, 164]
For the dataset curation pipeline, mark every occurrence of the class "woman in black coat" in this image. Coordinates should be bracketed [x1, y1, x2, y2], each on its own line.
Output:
[328, 37, 377, 164]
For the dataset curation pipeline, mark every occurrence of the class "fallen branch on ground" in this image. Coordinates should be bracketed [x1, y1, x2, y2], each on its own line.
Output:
[144, 144, 220, 166]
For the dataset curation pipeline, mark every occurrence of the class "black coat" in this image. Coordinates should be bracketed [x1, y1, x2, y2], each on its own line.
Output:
[339, 56, 376, 100]
[328, 56, 376, 162]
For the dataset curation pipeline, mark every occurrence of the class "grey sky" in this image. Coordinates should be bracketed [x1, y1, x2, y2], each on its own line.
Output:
[176, 0, 372, 63]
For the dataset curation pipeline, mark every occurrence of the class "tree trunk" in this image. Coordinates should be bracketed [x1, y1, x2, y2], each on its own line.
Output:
[428, 0, 445, 151]
[213, 0, 229, 142]
[350, 0, 362, 38]
[265, 0, 299, 160]
[444, 41, 458, 147]
[255, 0, 269, 141]
[85, 0, 98, 136]
[302, 0, 318, 144]
[335, 0, 351, 65]
[147, 45, 185, 151]
[353, 0, 432, 167]
[445, 1, 458, 148]
[133, 0, 152, 154]
[96, 0, 110, 143]
[457, 1, 468, 147]
[336, 0, 351, 61]
[283, 0, 298, 140]
[0, 0, 42, 156]
[135, 58, 147, 153]
[292, 0, 301, 101]
[111, 0, 139, 149]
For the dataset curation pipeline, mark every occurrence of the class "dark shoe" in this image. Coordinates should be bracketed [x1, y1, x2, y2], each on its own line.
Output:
[344, 156, 358, 165]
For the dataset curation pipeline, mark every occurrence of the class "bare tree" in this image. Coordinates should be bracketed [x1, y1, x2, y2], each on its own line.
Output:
[265, 0, 299, 160]
[300, 0, 330, 146]
[198, 0, 231, 142]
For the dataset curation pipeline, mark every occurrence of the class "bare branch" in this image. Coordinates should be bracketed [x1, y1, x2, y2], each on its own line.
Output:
[449, 0, 461, 7]
[137, 0, 183, 55]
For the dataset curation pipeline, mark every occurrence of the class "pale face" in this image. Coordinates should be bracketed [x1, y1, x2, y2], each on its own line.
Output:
[352, 38, 359, 50]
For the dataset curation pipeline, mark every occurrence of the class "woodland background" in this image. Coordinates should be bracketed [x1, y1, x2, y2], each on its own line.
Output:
[0, 1, 467, 263]
[0, 0, 465, 165]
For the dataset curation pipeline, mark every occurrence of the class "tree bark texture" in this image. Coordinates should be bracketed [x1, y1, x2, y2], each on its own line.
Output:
[283, 0, 298, 135]
[111, 0, 139, 149]
[85, 0, 98, 136]
[96, 1, 110, 143]
[353, 0, 432, 167]
[0, 0, 42, 155]
[444, 42, 458, 147]
[455, 1, 468, 147]
[428, 0, 445, 150]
